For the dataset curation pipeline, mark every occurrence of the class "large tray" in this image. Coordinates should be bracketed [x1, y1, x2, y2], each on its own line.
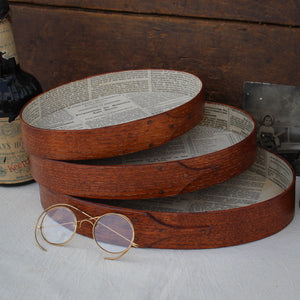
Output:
[30, 101, 257, 199]
[20, 69, 204, 160]
[40, 148, 295, 249]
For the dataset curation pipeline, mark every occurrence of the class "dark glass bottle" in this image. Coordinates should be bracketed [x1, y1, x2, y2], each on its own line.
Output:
[0, 0, 42, 185]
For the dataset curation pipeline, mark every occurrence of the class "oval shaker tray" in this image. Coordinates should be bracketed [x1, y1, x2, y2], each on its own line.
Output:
[40, 148, 295, 249]
[21, 69, 204, 160]
[30, 101, 257, 199]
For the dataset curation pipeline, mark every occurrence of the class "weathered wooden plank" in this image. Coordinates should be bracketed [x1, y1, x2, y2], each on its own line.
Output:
[10, 0, 300, 26]
[10, 5, 300, 107]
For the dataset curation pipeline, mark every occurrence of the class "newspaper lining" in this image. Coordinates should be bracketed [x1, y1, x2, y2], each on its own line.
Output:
[96, 149, 293, 212]
[22, 70, 202, 129]
[21, 70, 293, 212]
[73, 102, 254, 164]
[74, 103, 293, 213]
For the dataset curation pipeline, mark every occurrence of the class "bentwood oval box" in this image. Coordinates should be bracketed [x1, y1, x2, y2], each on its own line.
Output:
[20, 69, 204, 161]
[40, 148, 295, 249]
[28, 101, 257, 199]
[19, 69, 296, 250]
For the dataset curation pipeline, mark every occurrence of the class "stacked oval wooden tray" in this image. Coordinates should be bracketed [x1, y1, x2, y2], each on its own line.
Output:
[20, 69, 295, 249]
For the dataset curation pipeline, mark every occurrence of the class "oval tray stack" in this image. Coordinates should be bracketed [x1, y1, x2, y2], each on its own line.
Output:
[20, 69, 295, 249]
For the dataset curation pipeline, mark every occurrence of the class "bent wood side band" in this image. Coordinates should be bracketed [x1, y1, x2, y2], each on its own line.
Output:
[29, 129, 257, 199]
[28, 101, 257, 200]
[39, 184, 295, 249]
[21, 72, 204, 161]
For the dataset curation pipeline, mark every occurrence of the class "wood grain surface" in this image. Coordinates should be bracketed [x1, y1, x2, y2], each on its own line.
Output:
[11, 0, 299, 26]
[28, 102, 257, 199]
[9, 2, 300, 107]
[39, 174, 295, 249]
[20, 70, 204, 160]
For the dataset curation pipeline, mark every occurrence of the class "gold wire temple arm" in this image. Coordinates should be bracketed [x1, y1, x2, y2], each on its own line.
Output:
[49, 203, 93, 218]
[105, 247, 131, 260]
[96, 220, 134, 244]
[34, 211, 48, 252]
[104, 243, 139, 260]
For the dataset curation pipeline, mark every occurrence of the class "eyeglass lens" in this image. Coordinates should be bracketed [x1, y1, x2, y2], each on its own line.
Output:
[94, 214, 134, 254]
[42, 207, 76, 244]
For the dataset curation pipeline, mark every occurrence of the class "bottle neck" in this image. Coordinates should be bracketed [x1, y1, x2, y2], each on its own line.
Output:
[0, 17, 19, 64]
[0, 14, 42, 120]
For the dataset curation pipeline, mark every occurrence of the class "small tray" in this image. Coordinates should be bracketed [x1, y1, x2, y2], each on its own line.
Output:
[30, 102, 257, 199]
[20, 69, 204, 160]
[40, 148, 295, 249]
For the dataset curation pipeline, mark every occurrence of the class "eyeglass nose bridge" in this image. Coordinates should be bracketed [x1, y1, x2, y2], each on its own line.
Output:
[78, 218, 96, 228]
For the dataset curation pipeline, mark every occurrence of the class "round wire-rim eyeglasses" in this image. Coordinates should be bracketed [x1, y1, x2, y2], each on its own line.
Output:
[35, 203, 138, 260]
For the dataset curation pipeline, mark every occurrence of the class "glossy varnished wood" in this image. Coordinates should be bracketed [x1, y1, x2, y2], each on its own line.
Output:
[39, 175, 295, 249]
[29, 102, 257, 199]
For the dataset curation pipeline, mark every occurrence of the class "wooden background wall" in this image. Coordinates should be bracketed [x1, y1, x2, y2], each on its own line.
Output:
[9, 0, 300, 107]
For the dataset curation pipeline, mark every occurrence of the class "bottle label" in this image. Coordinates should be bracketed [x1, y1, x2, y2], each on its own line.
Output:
[0, 117, 32, 184]
[0, 18, 19, 63]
